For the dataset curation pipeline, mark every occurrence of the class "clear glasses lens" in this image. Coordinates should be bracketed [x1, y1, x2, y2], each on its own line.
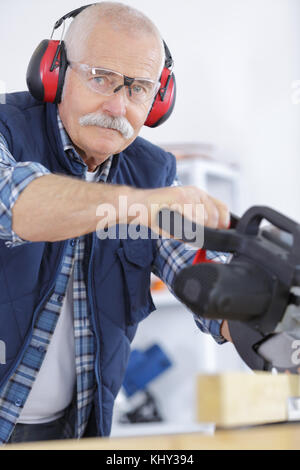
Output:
[71, 63, 159, 104]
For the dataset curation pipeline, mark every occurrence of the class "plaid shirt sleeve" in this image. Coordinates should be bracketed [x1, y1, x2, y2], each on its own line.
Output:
[152, 175, 229, 345]
[0, 133, 51, 248]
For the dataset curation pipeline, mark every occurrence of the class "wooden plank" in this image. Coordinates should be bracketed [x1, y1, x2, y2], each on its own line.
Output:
[197, 372, 300, 427]
[2, 424, 300, 450]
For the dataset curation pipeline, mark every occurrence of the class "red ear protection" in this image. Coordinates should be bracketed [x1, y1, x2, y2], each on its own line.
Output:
[27, 40, 68, 104]
[26, 5, 176, 128]
[144, 42, 176, 128]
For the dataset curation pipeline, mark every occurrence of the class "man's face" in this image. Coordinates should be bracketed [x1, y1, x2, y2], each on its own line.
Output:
[58, 24, 163, 169]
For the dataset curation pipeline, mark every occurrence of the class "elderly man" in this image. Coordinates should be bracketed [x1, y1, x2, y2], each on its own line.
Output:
[0, 2, 230, 444]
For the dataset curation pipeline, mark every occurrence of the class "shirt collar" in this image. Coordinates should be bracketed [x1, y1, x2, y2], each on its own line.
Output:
[57, 110, 113, 182]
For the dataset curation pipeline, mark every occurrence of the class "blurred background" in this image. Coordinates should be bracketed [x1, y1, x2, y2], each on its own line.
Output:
[1, 0, 300, 435]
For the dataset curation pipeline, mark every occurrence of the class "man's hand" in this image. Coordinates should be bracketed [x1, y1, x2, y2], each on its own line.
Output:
[123, 185, 230, 235]
[221, 320, 233, 342]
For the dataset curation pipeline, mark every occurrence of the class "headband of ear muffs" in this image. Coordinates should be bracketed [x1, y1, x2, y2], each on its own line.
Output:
[26, 4, 176, 128]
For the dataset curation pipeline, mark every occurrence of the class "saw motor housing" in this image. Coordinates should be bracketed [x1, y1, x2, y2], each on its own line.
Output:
[171, 206, 300, 373]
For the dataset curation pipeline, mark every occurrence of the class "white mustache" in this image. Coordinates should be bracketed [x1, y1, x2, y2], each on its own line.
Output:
[79, 112, 134, 139]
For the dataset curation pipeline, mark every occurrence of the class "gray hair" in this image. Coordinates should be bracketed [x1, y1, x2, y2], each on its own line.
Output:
[64, 2, 165, 76]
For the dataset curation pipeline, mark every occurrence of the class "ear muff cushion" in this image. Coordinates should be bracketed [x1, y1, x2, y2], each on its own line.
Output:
[27, 40, 50, 102]
[144, 70, 176, 128]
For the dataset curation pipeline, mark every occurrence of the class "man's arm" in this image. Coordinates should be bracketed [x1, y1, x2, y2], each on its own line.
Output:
[13, 176, 230, 244]
[0, 133, 134, 244]
[0, 133, 51, 247]
[12, 173, 136, 243]
[0, 134, 229, 244]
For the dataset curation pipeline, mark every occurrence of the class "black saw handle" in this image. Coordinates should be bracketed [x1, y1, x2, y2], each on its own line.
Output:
[157, 208, 242, 251]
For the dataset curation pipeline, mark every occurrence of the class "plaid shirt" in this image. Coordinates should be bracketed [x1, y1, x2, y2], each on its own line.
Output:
[0, 114, 226, 444]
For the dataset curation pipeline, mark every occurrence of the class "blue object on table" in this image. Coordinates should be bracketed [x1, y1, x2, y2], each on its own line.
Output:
[123, 344, 172, 397]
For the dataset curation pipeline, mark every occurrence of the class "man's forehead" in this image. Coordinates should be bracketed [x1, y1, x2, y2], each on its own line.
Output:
[81, 25, 163, 79]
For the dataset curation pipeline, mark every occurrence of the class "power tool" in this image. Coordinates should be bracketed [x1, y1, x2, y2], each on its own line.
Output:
[159, 206, 300, 373]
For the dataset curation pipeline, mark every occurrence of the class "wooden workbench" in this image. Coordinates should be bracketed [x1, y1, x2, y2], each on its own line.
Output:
[4, 373, 300, 450]
[3, 423, 300, 450]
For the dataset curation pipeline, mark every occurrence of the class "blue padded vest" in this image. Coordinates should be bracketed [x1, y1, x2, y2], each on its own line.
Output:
[0, 92, 176, 436]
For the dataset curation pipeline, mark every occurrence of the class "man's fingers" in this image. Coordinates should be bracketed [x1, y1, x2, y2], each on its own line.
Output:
[183, 187, 230, 229]
[201, 194, 230, 229]
[144, 186, 230, 233]
[201, 194, 220, 228]
[210, 196, 231, 229]
[221, 320, 233, 342]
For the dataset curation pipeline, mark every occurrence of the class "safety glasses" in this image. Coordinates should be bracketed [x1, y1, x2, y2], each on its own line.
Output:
[69, 62, 161, 105]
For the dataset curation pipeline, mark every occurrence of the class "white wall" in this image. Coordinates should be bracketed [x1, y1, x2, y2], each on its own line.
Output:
[1, 0, 299, 431]
[1, 0, 300, 218]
